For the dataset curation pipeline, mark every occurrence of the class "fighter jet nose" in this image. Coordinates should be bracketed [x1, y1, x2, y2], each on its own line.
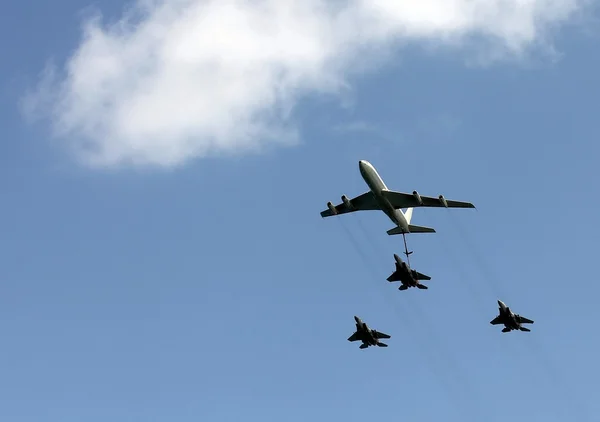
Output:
[498, 300, 505, 307]
[354, 316, 360, 323]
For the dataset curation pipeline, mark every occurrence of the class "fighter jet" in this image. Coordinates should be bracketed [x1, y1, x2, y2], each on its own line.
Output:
[347, 316, 391, 349]
[387, 253, 431, 290]
[490, 300, 534, 332]
[320, 160, 475, 236]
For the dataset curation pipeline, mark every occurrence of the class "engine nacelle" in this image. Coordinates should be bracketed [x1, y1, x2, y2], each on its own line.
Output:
[327, 201, 337, 215]
[412, 190, 423, 205]
[341, 195, 353, 210]
[438, 195, 448, 208]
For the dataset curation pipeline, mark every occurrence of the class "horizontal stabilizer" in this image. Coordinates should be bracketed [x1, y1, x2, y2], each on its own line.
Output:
[359, 344, 369, 349]
[416, 284, 428, 290]
[399, 285, 408, 291]
[387, 225, 436, 236]
[407, 224, 436, 233]
[377, 342, 388, 347]
[519, 327, 531, 332]
[502, 327, 511, 333]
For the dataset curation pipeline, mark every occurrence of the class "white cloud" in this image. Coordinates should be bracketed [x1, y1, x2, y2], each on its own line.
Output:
[22, 0, 592, 168]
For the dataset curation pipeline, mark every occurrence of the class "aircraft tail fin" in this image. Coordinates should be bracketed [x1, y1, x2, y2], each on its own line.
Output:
[398, 285, 408, 291]
[416, 284, 428, 290]
[403, 208, 414, 225]
[387, 224, 436, 235]
[377, 342, 388, 347]
[519, 327, 531, 332]
[359, 344, 369, 349]
[502, 327, 511, 333]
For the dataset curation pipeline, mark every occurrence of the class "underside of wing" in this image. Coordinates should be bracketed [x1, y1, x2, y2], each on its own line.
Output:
[386, 271, 401, 282]
[320, 191, 380, 217]
[347, 331, 362, 342]
[517, 316, 534, 324]
[414, 271, 431, 281]
[373, 330, 390, 339]
[490, 316, 503, 325]
[381, 190, 475, 209]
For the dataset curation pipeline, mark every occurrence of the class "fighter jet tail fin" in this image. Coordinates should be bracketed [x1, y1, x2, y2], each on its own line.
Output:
[416, 284, 428, 290]
[377, 342, 388, 347]
[359, 344, 369, 349]
[398, 285, 408, 291]
[519, 327, 531, 332]
[502, 327, 511, 333]
[387, 225, 436, 235]
[403, 208, 414, 224]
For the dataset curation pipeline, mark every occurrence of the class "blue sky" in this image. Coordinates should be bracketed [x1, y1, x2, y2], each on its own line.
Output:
[2, 1, 600, 421]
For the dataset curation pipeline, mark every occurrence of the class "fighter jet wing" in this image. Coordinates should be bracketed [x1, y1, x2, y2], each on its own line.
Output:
[372, 330, 391, 339]
[386, 269, 402, 282]
[517, 316, 534, 324]
[490, 316, 503, 325]
[347, 332, 362, 342]
[380, 190, 475, 209]
[414, 271, 431, 281]
[320, 191, 381, 217]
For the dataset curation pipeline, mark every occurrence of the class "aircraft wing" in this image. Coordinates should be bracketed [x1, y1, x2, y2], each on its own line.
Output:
[414, 271, 431, 281]
[490, 316, 503, 325]
[517, 316, 534, 324]
[372, 330, 391, 339]
[386, 270, 401, 282]
[320, 191, 380, 217]
[381, 190, 475, 209]
[347, 332, 362, 342]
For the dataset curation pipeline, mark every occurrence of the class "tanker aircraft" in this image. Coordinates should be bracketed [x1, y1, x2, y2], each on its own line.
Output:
[320, 160, 476, 235]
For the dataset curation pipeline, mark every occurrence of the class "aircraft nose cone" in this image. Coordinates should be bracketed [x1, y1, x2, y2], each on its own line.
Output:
[498, 300, 505, 307]
[354, 316, 360, 323]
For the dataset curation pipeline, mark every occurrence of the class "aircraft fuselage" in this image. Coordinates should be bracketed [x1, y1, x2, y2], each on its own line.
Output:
[354, 316, 377, 346]
[359, 160, 409, 232]
[393, 254, 418, 287]
[498, 301, 520, 330]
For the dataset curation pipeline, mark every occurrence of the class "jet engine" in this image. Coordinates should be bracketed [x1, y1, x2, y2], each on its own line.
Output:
[341, 195, 353, 210]
[413, 190, 423, 206]
[327, 202, 337, 215]
[438, 195, 448, 208]
[412, 190, 423, 205]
